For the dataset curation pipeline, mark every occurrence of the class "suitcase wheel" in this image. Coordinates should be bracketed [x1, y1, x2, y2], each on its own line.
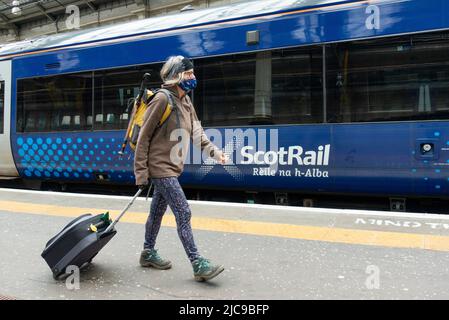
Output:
[53, 269, 62, 281]
[80, 261, 92, 271]
[52, 268, 68, 281]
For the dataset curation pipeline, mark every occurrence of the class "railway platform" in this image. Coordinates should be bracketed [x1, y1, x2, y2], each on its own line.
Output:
[1, 187, 449, 300]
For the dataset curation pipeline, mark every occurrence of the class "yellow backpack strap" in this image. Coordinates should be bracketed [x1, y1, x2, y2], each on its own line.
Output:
[143, 89, 153, 104]
[159, 105, 172, 126]
[157, 89, 178, 128]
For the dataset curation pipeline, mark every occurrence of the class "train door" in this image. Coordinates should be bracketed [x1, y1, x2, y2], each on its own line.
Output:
[0, 60, 19, 177]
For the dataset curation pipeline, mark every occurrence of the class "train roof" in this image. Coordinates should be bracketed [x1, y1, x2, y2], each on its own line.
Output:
[0, 0, 349, 58]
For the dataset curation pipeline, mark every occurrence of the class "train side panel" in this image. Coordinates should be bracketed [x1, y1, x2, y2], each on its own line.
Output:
[10, 121, 449, 198]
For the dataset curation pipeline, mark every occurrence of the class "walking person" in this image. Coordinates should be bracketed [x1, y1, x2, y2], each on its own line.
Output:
[134, 55, 227, 282]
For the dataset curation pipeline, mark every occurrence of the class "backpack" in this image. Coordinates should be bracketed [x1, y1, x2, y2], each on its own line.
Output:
[119, 88, 176, 155]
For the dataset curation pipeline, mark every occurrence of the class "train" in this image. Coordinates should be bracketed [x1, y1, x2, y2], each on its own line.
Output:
[0, 0, 448, 212]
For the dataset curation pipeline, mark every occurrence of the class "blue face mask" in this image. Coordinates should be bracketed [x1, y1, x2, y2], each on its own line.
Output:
[179, 78, 197, 92]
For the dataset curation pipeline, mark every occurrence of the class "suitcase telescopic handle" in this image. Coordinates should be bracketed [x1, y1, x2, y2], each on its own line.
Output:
[103, 189, 143, 234]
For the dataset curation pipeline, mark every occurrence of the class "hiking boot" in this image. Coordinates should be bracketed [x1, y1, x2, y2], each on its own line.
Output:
[192, 257, 224, 282]
[140, 249, 172, 270]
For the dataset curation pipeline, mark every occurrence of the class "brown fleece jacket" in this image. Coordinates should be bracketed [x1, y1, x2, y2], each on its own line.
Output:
[133, 85, 222, 185]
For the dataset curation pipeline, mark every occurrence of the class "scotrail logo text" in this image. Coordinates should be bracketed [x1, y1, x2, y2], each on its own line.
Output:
[241, 145, 331, 166]
[169, 124, 331, 181]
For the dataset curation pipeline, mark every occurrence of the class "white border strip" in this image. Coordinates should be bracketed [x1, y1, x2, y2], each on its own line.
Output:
[0, 187, 448, 220]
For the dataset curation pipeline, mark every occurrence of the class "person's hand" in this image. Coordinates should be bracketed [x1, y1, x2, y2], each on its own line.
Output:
[138, 180, 150, 190]
[219, 153, 229, 165]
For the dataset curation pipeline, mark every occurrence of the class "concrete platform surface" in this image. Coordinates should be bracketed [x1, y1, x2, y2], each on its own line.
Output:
[1, 188, 449, 300]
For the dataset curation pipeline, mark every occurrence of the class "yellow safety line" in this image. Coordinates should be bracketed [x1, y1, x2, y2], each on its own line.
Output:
[1, 200, 449, 252]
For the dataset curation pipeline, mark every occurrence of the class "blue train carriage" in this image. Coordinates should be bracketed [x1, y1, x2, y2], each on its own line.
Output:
[0, 0, 448, 210]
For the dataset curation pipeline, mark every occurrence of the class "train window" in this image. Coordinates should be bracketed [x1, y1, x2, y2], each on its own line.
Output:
[0, 81, 4, 134]
[194, 53, 256, 127]
[326, 32, 449, 123]
[17, 73, 93, 132]
[93, 65, 163, 131]
[271, 47, 323, 124]
[194, 47, 323, 127]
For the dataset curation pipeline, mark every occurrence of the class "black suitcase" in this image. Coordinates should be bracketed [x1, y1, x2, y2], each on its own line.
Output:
[41, 189, 143, 280]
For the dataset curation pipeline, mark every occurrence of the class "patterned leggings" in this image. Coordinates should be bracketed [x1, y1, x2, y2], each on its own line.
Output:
[144, 177, 200, 262]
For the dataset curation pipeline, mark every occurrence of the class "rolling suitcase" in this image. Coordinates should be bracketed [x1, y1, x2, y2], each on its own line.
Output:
[41, 189, 143, 280]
